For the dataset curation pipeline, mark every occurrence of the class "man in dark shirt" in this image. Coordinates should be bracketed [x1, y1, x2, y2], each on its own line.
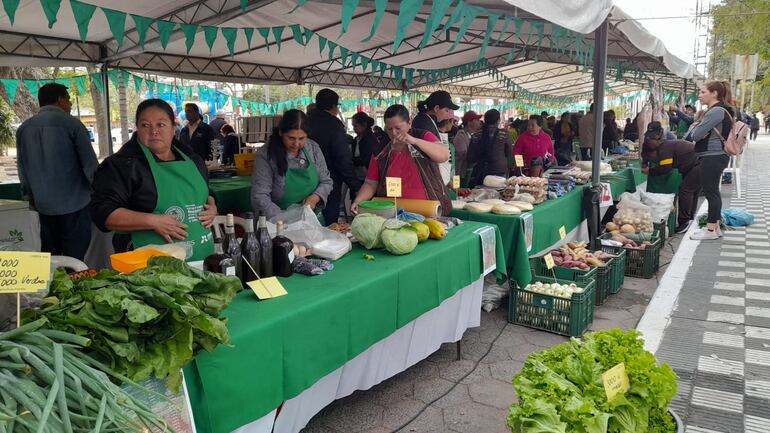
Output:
[307, 89, 361, 225]
[178, 103, 215, 161]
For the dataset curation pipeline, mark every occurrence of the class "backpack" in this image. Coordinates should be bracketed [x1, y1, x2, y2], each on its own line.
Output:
[712, 106, 749, 156]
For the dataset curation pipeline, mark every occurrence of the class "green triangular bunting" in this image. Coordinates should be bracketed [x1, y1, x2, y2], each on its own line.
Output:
[222, 27, 237, 57]
[290, 24, 304, 46]
[362, 0, 387, 42]
[121, 70, 130, 88]
[272, 26, 284, 51]
[303, 26, 313, 46]
[244, 28, 255, 51]
[327, 41, 337, 61]
[69, 0, 96, 42]
[450, 3, 482, 52]
[107, 69, 119, 89]
[317, 35, 327, 55]
[180, 24, 198, 54]
[130, 15, 153, 50]
[340, 0, 359, 37]
[74, 75, 88, 95]
[0, 79, 19, 105]
[156, 20, 176, 50]
[132, 74, 143, 92]
[257, 27, 270, 51]
[40, 0, 61, 29]
[102, 7, 127, 48]
[419, 0, 452, 49]
[23, 80, 39, 100]
[339, 47, 348, 66]
[2, 0, 21, 26]
[478, 13, 499, 59]
[393, 0, 423, 53]
[203, 26, 218, 51]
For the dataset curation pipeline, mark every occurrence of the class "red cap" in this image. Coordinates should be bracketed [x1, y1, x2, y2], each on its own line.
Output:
[462, 111, 482, 123]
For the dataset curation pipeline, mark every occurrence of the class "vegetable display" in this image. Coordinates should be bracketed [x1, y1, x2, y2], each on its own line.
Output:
[350, 214, 447, 255]
[523, 281, 584, 299]
[610, 208, 654, 234]
[507, 329, 678, 433]
[0, 318, 175, 433]
[381, 219, 419, 256]
[606, 234, 654, 250]
[550, 242, 612, 269]
[351, 213, 386, 250]
[24, 256, 242, 391]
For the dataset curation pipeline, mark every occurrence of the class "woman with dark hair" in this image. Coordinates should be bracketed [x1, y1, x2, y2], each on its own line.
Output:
[220, 124, 239, 165]
[553, 112, 575, 165]
[251, 109, 333, 219]
[351, 112, 382, 183]
[466, 109, 513, 186]
[602, 109, 619, 151]
[412, 90, 459, 138]
[686, 80, 736, 240]
[351, 104, 452, 215]
[512, 115, 554, 177]
[91, 98, 218, 259]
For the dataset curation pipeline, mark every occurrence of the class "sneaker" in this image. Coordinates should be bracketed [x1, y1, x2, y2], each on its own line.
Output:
[675, 221, 691, 234]
[716, 226, 723, 237]
[690, 228, 719, 240]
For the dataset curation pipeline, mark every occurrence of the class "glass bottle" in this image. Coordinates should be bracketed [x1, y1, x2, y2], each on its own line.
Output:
[203, 238, 235, 276]
[240, 212, 260, 282]
[272, 221, 294, 277]
[224, 214, 243, 280]
[256, 212, 273, 277]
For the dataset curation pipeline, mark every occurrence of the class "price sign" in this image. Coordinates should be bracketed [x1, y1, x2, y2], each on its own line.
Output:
[514, 154, 525, 167]
[559, 225, 567, 240]
[0, 252, 51, 293]
[386, 177, 402, 197]
[543, 253, 555, 270]
[247, 277, 288, 300]
[602, 363, 630, 401]
[452, 175, 461, 189]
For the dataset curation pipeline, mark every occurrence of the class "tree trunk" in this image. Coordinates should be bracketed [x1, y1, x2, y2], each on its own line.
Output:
[87, 66, 111, 159]
[0, 67, 45, 121]
[118, 72, 130, 144]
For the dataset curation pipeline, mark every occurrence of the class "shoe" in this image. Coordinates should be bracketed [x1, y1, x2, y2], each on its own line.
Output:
[675, 221, 691, 234]
[690, 228, 719, 240]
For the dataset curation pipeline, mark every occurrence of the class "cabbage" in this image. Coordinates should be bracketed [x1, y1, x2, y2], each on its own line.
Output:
[351, 213, 386, 249]
[381, 219, 419, 255]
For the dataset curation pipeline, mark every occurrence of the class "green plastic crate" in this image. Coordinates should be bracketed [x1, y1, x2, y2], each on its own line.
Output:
[667, 209, 677, 237]
[608, 249, 626, 294]
[532, 257, 610, 305]
[599, 232, 662, 279]
[593, 258, 613, 305]
[508, 275, 596, 337]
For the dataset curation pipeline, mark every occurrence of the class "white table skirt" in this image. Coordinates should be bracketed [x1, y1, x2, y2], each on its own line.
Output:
[231, 276, 484, 433]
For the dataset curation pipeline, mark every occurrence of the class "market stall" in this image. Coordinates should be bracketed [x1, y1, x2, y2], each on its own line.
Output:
[208, 176, 252, 214]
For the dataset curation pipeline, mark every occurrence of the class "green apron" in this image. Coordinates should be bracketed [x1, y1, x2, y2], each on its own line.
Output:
[647, 168, 683, 194]
[276, 148, 321, 209]
[132, 144, 214, 261]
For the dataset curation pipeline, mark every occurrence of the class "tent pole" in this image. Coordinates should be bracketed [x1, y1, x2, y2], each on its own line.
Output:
[588, 19, 608, 250]
[101, 65, 114, 156]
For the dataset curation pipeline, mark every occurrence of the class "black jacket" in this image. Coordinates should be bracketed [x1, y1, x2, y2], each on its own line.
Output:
[307, 109, 361, 191]
[352, 129, 383, 168]
[91, 136, 213, 251]
[178, 121, 215, 161]
[644, 140, 697, 176]
[221, 134, 239, 165]
[412, 112, 440, 138]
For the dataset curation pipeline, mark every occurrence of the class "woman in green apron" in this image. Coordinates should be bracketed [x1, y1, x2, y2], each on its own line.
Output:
[251, 109, 333, 220]
[90, 99, 217, 261]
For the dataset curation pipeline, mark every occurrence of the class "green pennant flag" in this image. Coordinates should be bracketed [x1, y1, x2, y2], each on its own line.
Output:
[378, 62, 387, 79]
[360, 56, 370, 72]
[317, 35, 327, 55]
[40, 0, 61, 28]
[186, 86, 193, 99]
[251, 102, 258, 113]
[222, 94, 230, 105]
[176, 85, 184, 97]
[478, 13, 499, 59]
[130, 15, 153, 50]
[531, 21, 545, 52]
[289, 0, 307, 13]
[349, 51, 359, 69]
[339, 47, 349, 67]
[121, 70, 130, 88]
[327, 41, 337, 61]
[157, 83, 167, 95]
[418, 0, 452, 49]
[239, 100, 247, 113]
[393, 0, 423, 53]
[259, 103, 267, 113]
[277, 102, 285, 113]
[340, 0, 359, 37]
[290, 24, 305, 46]
[180, 24, 198, 54]
[23, 80, 39, 100]
[222, 27, 237, 57]
[2, 0, 21, 25]
[0, 79, 19, 105]
[244, 28, 255, 51]
[146, 80, 155, 94]
[107, 69, 119, 89]
[370, 59, 380, 77]
[303, 26, 314, 46]
[74, 75, 88, 95]
[70, 0, 96, 41]
[450, 2, 481, 52]
[286, 100, 293, 110]
[257, 27, 270, 51]
[405, 68, 414, 87]
[240, 0, 247, 12]
[495, 16, 511, 46]
[102, 8, 127, 48]
[361, 0, 387, 42]
[198, 85, 206, 99]
[157, 20, 176, 50]
[513, 17, 524, 40]
[272, 26, 285, 52]
[392, 66, 404, 82]
[203, 26, 218, 51]
[132, 74, 143, 92]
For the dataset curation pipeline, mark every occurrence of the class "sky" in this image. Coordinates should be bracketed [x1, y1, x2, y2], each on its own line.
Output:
[613, 0, 701, 63]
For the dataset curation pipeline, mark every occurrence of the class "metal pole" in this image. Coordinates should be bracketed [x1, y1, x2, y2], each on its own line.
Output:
[101, 65, 114, 156]
[588, 19, 609, 250]
[749, 80, 756, 113]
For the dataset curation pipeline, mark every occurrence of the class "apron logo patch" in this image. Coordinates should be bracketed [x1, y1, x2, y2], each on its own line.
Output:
[165, 206, 185, 222]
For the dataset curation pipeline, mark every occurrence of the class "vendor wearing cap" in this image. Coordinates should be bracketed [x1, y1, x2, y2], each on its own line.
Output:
[91, 99, 218, 260]
[251, 109, 334, 220]
[453, 111, 482, 182]
[413, 90, 459, 138]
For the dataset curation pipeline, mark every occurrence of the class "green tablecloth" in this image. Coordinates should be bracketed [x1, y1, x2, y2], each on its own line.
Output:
[184, 221, 505, 433]
[0, 182, 22, 200]
[208, 176, 251, 213]
[602, 167, 646, 200]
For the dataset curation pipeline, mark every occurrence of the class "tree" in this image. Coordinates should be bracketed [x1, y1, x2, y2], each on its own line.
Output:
[0, 67, 46, 121]
[0, 99, 14, 156]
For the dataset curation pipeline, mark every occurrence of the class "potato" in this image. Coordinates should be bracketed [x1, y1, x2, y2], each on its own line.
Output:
[606, 222, 618, 231]
[620, 224, 635, 233]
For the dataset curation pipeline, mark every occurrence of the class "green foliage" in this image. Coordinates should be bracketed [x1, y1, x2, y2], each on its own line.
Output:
[0, 99, 15, 155]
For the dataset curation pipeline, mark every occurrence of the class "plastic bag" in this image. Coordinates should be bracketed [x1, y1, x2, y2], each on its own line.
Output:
[269, 205, 352, 260]
[467, 188, 501, 202]
[721, 208, 754, 227]
[639, 190, 676, 222]
[614, 192, 654, 233]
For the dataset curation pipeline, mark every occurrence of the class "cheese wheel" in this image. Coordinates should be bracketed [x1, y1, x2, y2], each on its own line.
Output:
[492, 204, 522, 215]
[480, 199, 506, 206]
[465, 202, 493, 213]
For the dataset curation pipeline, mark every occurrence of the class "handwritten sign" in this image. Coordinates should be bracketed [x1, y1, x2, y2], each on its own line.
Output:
[559, 226, 567, 240]
[602, 363, 630, 401]
[543, 253, 555, 270]
[247, 277, 288, 300]
[386, 177, 402, 198]
[452, 175, 461, 189]
[514, 154, 525, 167]
[0, 252, 51, 293]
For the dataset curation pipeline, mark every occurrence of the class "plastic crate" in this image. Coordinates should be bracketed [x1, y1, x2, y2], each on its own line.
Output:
[608, 249, 626, 294]
[531, 258, 597, 288]
[594, 258, 613, 305]
[599, 233, 662, 279]
[508, 275, 596, 337]
[667, 209, 677, 237]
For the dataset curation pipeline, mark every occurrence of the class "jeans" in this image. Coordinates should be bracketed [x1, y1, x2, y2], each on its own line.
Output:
[699, 154, 730, 224]
[38, 205, 92, 260]
[677, 165, 701, 224]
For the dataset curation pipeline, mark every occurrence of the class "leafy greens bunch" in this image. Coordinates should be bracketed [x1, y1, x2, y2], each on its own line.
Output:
[507, 329, 678, 433]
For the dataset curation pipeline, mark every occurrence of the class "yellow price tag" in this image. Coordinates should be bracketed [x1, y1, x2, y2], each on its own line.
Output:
[0, 252, 51, 293]
[559, 226, 567, 240]
[452, 175, 461, 189]
[543, 253, 555, 270]
[514, 154, 525, 167]
[386, 177, 402, 197]
[247, 277, 288, 300]
[602, 363, 630, 401]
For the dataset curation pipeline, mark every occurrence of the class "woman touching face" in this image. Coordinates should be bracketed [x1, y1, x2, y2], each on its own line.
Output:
[281, 128, 308, 157]
[385, 115, 411, 145]
[137, 107, 176, 158]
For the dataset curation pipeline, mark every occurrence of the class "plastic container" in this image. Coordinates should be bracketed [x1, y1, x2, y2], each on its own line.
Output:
[110, 249, 169, 273]
[234, 153, 256, 176]
[508, 275, 596, 337]
[358, 200, 397, 219]
[599, 232, 662, 279]
[608, 249, 626, 294]
[531, 256, 610, 305]
[311, 238, 352, 261]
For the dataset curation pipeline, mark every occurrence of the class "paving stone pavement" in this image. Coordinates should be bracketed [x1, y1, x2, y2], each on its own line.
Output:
[655, 133, 770, 433]
[301, 186, 683, 432]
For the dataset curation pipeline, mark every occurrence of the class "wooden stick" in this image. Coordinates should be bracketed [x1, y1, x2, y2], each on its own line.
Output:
[16, 292, 20, 329]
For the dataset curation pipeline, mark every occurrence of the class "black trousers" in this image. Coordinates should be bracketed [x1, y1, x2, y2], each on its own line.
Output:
[580, 148, 590, 160]
[38, 206, 91, 260]
[750, 129, 759, 140]
[699, 154, 730, 224]
[677, 165, 701, 224]
[323, 179, 346, 226]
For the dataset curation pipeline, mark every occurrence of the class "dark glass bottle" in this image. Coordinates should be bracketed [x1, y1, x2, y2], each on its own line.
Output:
[256, 212, 273, 277]
[272, 221, 294, 277]
[224, 214, 242, 280]
[203, 239, 235, 276]
[240, 212, 260, 282]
